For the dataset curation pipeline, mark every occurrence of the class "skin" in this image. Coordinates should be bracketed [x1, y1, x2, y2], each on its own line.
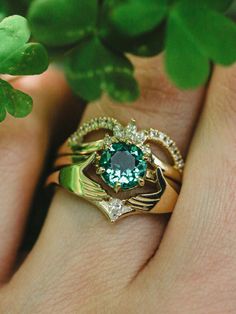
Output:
[0, 55, 235, 313]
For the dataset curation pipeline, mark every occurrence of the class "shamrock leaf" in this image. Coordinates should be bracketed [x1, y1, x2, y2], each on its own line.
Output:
[28, 0, 98, 47]
[165, 3, 236, 88]
[0, 15, 48, 122]
[165, 12, 210, 89]
[100, 22, 166, 57]
[0, 15, 48, 75]
[110, 0, 167, 36]
[0, 79, 32, 122]
[99, 0, 165, 57]
[65, 37, 139, 102]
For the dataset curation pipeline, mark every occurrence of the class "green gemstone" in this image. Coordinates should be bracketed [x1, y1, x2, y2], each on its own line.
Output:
[99, 142, 147, 190]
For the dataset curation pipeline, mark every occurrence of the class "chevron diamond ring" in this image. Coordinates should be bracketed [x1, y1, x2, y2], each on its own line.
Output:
[47, 117, 184, 222]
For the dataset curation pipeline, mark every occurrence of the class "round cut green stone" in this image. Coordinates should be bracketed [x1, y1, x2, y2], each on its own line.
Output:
[99, 142, 147, 190]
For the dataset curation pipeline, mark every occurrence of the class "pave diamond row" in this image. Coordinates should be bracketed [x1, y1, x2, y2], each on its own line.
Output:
[69, 117, 122, 146]
[148, 129, 184, 171]
[69, 117, 184, 171]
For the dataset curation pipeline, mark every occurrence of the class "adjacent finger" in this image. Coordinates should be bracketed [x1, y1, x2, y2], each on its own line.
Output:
[0, 68, 76, 282]
[135, 64, 236, 313]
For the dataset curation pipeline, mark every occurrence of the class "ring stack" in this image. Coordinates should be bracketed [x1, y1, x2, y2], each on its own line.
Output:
[47, 117, 184, 222]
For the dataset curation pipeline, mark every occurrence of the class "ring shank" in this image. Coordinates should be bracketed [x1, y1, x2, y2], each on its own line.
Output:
[46, 117, 184, 221]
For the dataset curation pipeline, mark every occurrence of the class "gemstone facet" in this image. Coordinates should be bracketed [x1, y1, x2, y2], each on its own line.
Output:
[99, 142, 147, 190]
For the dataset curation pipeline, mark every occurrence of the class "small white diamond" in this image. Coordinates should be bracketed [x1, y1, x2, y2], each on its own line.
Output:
[114, 125, 124, 139]
[126, 121, 137, 133]
[132, 131, 147, 144]
[70, 133, 78, 143]
[124, 121, 138, 140]
[103, 135, 113, 146]
[170, 146, 178, 154]
[158, 132, 166, 140]
[149, 129, 159, 139]
[107, 199, 132, 221]
[141, 144, 151, 155]
[165, 138, 173, 146]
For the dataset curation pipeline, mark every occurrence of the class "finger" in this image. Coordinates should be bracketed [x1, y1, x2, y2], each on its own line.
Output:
[135, 64, 236, 312]
[0, 68, 77, 282]
[9, 55, 205, 308]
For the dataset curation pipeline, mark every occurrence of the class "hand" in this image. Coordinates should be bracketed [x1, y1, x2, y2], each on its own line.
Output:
[0, 56, 235, 314]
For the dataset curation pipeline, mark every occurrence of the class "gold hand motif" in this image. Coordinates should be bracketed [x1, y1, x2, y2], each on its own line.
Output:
[59, 153, 108, 202]
[127, 168, 167, 212]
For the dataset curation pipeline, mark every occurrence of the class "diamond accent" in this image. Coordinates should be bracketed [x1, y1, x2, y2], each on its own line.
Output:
[141, 144, 151, 156]
[106, 198, 132, 222]
[103, 134, 113, 147]
[113, 125, 124, 138]
[148, 129, 184, 171]
[114, 121, 147, 145]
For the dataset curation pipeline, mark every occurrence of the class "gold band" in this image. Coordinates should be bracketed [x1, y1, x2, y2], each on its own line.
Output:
[47, 117, 184, 222]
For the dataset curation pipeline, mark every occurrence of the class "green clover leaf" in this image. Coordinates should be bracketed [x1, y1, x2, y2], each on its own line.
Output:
[65, 37, 139, 102]
[165, 3, 236, 88]
[165, 11, 210, 89]
[27, 0, 236, 101]
[110, 0, 167, 36]
[28, 0, 98, 47]
[0, 15, 48, 122]
[0, 15, 48, 75]
[0, 79, 33, 122]
[99, 0, 165, 57]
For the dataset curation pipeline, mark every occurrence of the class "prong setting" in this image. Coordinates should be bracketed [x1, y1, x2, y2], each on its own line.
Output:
[96, 167, 105, 175]
[114, 182, 121, 193]
[138, 178, 145, 187]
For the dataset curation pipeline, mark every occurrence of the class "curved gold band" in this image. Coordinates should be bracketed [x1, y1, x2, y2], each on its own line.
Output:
[47, 117, 184, 222]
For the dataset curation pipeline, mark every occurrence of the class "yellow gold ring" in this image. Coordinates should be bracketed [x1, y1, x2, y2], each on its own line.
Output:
[47, 117, 184, 222]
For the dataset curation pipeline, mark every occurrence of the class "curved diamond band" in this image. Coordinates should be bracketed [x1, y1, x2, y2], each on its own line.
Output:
[47, 117, 184, 222]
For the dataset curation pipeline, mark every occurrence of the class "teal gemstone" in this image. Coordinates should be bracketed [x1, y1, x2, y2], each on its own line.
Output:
[99, 142, 147, 190]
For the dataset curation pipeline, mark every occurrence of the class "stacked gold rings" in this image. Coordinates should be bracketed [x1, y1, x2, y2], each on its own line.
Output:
[47, 117, 184, 222]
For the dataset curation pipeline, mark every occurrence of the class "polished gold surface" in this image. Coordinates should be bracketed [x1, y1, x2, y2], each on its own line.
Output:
[47, 117, 184, 222]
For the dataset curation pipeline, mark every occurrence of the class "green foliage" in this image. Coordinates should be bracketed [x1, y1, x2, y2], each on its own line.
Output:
[165, 10, 210, 89]
[181, 0, 233, 12]
[65, 37, 139, 102]
[0, 0, 235, 122]
[28, 0, 98, 47]
[99, 0, 166, 57]
[27, 0, 236, 102]
[165, 2, 236, 88]
[0, 0, 33, 19]
[0, 79, 33, 122]
[0, 15, 48, 75]
[0, 15, 48, 121]
[110, 0, 167, 36]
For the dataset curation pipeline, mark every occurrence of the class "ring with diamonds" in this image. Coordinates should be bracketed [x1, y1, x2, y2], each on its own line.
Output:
[47, 117, 184, 222]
